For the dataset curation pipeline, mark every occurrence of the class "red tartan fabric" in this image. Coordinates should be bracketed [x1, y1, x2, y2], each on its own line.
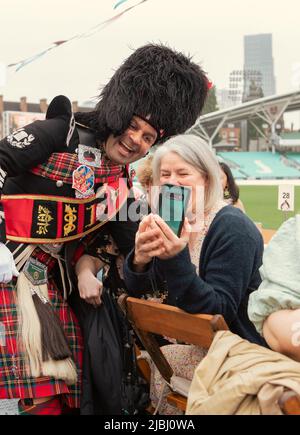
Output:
[0, 249, 83, 408]
[18, 397, 63, 415]
[30, 152, 125, 184]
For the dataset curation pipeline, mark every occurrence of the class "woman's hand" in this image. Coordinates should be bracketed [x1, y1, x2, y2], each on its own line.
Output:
[152, 215, 191, 260]
[133, 214, 166, 271]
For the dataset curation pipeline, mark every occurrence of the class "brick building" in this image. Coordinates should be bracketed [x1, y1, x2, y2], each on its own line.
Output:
[219, 126, 241, 147]
[0, 96, 92, 138]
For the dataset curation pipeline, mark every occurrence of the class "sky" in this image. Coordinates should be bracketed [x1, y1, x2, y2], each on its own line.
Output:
[1, 0, 300, 125]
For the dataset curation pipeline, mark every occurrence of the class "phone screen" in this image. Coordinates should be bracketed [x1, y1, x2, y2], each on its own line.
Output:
[158, 184, 191, 236]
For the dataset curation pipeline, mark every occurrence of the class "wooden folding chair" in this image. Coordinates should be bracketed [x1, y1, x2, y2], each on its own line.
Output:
[119, 295, 228, 413]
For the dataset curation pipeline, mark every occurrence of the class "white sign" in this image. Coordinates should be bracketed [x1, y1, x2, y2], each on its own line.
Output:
[3, 111, 45, 137]
[278, 185, 294, 212]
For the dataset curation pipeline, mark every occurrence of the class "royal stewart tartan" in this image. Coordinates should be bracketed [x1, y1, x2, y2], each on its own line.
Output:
[30, 152, 126, 185]
[0, 248, 83, 408]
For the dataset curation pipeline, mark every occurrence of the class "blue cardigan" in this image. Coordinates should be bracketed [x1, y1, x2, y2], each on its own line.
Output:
[123, 206, 266, 346]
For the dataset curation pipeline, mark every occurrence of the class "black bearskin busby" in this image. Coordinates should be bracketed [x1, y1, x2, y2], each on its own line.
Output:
[75, 44, 209, 143]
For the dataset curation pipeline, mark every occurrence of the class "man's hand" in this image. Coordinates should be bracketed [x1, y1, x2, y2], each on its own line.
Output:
[0, 242, 19, 283]
[75, 254, 104, 307]
[77, 269, 103, 307]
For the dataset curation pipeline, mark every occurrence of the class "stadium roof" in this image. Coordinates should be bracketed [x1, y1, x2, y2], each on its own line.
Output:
[190, 90, 300, 146]
[197, 90, 300, 126]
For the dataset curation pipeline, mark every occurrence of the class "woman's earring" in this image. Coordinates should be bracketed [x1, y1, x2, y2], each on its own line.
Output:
[224, 186, 231, 199]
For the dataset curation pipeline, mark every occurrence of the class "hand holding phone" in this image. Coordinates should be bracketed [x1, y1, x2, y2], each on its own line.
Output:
[151, 214, 191, 260]
[158, 184, 191, 237]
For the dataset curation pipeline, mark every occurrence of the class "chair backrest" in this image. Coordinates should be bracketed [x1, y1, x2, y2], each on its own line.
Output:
[122, 296, 228, 384]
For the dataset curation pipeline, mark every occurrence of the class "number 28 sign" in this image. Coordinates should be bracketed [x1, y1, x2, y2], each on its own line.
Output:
[278, 185, 294, 212]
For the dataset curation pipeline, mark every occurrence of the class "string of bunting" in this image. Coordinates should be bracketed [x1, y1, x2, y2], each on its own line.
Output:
[7, 0, 149, 73]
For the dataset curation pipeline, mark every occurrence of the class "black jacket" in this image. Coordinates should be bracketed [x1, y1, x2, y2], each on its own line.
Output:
[0, 97, 139, 414]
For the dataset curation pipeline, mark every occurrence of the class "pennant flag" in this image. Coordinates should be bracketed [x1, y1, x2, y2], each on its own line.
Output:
[7, 0, 149, 73]
[114, 0, 130, 8]
[8, 41, 67, 73]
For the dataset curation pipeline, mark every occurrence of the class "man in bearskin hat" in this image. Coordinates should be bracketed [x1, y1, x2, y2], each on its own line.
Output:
[0, 43, 209, 415]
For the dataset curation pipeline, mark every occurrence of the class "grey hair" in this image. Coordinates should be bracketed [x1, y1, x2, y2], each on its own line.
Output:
[152, 134, 223, 212]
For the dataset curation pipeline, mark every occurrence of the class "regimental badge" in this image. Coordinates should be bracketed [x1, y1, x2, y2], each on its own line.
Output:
[64, 204, 77, 236]
[72, 165, 95, 197]
[36, 204, 53, 235]
[7, 128, 35, 148]
[23, 258, 48, 286]
[78, 144, 102, 168]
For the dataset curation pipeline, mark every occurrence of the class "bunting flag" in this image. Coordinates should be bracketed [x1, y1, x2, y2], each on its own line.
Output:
[114, 0, 130, 8]
[7, 0, 149, 73]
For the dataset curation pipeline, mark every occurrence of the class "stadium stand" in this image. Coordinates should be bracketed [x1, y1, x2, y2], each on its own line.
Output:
[228, 167, 247, 179]
[218, 152, 300, 179]
[286, 153, 300, 167]
[217, 156, 247, 179]
[130, 151, 300, 181]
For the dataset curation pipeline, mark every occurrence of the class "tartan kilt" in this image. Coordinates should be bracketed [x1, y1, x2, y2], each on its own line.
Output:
[0, 249, 83, 408]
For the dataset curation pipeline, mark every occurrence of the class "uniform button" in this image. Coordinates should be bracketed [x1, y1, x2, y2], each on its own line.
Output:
[56, 180, 64, 187]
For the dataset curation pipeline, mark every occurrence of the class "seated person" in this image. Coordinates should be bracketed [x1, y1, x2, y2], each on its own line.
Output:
[186, 329, 300, 415]
[128, 155, 154, 219]
[123, 134, 265, 414]
[248, 215, 300, 362]
[136, 155, 153, 200]
[219, 162, 245, 212]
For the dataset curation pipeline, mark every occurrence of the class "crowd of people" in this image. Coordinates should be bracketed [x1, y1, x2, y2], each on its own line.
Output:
[0, 42, 300, 416]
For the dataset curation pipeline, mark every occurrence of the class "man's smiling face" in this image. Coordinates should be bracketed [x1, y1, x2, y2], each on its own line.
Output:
[104, 116, 158, 165]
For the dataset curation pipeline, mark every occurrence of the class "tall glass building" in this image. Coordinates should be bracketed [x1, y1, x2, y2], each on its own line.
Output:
[244, 33, 276, 99]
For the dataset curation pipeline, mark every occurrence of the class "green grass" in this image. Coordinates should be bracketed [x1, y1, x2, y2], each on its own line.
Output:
[240, 185, 300, 230]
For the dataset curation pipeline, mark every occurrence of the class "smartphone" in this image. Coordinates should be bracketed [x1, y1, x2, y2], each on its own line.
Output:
[158, 184, 191, 236]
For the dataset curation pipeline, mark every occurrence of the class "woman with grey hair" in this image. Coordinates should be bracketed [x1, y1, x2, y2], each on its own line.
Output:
[123, 134, 265, 414]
